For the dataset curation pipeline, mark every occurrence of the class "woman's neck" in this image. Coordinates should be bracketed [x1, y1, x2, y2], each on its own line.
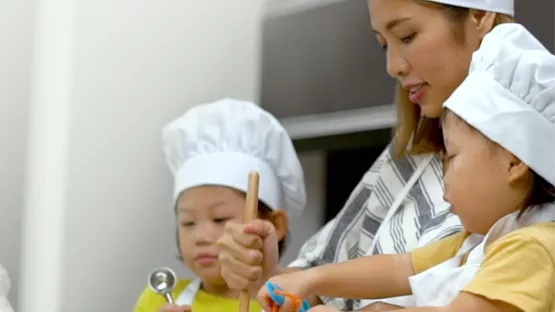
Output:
[200, 281, 238, 298]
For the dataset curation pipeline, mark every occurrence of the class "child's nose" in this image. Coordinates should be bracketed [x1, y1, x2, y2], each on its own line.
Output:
[193, 223, 218, 245]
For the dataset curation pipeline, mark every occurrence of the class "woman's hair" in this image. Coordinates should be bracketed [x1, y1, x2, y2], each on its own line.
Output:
[393, 1, 516, 158]
[441, 110, 555, 216]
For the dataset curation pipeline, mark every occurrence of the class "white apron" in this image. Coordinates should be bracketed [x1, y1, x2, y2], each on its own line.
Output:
[360, 155, 433, 308]
[175, 278, 201, 306]
[409, 203, 555, 307]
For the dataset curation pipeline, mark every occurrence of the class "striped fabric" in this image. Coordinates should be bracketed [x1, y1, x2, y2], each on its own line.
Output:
[288, 144, 463, 310]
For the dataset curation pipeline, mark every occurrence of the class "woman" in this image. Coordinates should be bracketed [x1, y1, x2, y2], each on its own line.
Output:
[217, 0, 515, 310]
[259, 23, 555, 312]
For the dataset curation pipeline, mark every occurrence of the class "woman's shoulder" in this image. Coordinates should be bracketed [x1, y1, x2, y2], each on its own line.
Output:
[134, 279, 192, 311]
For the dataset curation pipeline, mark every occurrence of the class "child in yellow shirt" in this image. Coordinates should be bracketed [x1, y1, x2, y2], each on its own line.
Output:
[134, 98, 307, 312]
[256, 24, 555, 312]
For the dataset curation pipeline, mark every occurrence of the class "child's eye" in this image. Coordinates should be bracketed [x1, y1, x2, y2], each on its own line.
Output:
[181, 221, 194, 227]
[213, 218, 231, 224]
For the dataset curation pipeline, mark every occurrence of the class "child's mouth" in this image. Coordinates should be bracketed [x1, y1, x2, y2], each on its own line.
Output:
[196, 254, 218, 265]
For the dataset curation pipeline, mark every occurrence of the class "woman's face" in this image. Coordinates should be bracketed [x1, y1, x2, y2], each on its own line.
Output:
[369, 0, 482, 118]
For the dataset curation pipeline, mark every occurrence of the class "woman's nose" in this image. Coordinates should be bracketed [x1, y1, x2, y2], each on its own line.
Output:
[386, 50, 410, 78]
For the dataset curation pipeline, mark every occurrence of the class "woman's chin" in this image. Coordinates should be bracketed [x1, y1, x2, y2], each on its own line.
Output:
[418, 100, 443, 119]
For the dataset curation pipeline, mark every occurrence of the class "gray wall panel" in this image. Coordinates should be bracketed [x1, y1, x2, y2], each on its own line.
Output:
[262, 0, 555, 119]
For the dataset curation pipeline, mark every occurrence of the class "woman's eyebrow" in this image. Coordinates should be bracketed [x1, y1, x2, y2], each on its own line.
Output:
[373, 17, 411, 34]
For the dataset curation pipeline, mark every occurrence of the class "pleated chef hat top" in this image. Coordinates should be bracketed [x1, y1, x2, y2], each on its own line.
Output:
[163, 98, 307, 212]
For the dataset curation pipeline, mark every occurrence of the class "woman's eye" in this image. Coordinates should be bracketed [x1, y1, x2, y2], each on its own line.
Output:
[401, 33, 416, 44]
[213, 218, 231, 224]
[181, 221, 194, 227]
[381, 43, 388, 52]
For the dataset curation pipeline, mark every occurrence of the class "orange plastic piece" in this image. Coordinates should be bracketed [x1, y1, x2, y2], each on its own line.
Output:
[265, 290, 303, 312]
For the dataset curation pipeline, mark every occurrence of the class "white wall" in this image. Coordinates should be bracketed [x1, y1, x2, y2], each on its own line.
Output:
[0, 0, 34, 308]
[280, 152, 326, 266]
[1, 1, 327, 311]
[18, 0, 268, 311]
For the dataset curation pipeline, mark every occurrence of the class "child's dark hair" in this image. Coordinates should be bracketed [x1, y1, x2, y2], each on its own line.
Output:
[520, 173, 555, 216]
[441, 109, 555, 216]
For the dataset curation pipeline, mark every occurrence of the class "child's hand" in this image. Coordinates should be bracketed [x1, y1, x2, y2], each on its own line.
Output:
[257, 270, 317, 312]
[157, 304, 191, 312]
[218, 219, 279, 292]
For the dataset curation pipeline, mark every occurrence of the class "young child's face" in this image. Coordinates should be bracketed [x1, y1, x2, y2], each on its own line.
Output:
[176, 186, 247, 286]
[442, 112, 530, 234]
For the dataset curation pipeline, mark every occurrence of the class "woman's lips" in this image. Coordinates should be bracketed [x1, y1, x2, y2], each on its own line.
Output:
[408, 83, 426, 104]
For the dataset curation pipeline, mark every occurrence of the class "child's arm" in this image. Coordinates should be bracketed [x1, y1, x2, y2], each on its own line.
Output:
[302, 231, 469, 300]
[306, 253, 414, 299]
[388, 291, 520, 312]
[258, 253, 414, 311]
[309, 293, 520, 312]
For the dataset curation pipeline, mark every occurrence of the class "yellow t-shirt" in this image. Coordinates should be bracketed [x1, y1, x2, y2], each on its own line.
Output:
[411, 223, 555, 311]
[134, 279, 263, 312]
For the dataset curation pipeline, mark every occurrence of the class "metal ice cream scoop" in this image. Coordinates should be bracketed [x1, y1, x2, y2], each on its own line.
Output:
[148, 267, 177, 303]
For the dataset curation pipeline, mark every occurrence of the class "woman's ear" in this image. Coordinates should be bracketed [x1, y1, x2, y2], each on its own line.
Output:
[469, 10, 497, 39]
[267, 209, 289, 241]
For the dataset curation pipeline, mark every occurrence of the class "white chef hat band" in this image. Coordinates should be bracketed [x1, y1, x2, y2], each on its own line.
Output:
[424, 0, 514, 17]
[174, 152, 282, 210]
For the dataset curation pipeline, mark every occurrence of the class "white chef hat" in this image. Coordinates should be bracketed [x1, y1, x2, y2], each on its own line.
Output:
[443, 23, 555, 186]
[424, 0, 514, 16]
[163, 98, 307, 212]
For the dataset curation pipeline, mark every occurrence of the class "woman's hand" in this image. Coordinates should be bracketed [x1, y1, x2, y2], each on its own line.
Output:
[218, 219, 280, 293]
[257, 270, 318, 312]
[157, 304, 191, 312]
